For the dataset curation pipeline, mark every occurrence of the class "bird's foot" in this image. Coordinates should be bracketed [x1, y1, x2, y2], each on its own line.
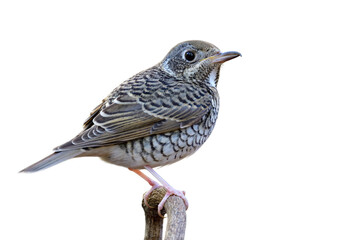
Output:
[143, 183, 188, 217]
[143, 181, 162, 208]
[156, 186, 188, 217]
[130, 166, 189, 217]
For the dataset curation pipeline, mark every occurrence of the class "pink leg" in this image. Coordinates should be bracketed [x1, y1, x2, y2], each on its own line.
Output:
[144, 166, 189, 217]
[128, 168, 161, 208]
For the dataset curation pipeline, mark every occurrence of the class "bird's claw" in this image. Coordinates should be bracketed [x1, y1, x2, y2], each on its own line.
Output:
[157, 186, 189, 218]
[143, 182, 162, 208]
[143, 185, 188, 218]
[133, 166, 189, 217]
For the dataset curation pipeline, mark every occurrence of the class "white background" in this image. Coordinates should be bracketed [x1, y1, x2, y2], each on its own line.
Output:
[1, 0, 359, 239]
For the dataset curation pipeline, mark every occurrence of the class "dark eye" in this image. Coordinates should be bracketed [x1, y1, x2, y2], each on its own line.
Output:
[184, 51, 196, 61]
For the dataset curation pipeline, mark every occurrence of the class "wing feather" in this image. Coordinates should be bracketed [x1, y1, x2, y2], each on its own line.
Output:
[55, 68, 215, 151]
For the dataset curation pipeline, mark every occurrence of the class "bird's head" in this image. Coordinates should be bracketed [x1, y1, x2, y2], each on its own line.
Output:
[160, 40, 241, 87]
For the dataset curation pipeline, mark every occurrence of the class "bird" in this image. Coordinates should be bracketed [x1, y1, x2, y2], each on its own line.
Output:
[21, 40, 241, 216]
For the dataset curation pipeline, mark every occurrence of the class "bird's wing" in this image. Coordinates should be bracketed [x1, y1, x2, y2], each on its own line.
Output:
[82, 100, 106, 130]
[55, 77, 214, 151]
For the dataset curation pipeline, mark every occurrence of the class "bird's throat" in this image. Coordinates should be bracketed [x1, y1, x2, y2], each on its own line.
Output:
[207, 68, 218, 87]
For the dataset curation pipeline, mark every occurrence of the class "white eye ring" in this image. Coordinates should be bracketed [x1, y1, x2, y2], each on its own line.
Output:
[183, 50, 196, 62]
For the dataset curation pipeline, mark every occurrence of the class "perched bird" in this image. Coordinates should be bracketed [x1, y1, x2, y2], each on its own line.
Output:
[21, 40, 241, 216]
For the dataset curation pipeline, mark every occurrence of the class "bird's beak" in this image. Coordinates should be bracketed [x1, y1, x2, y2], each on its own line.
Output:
[210, 51, 242, 63]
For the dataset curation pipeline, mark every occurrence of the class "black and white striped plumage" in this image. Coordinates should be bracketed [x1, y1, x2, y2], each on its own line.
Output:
[21, 40, 240, 172]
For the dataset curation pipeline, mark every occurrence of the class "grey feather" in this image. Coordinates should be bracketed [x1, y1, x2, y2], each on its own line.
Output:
[20, 150, 82, 172]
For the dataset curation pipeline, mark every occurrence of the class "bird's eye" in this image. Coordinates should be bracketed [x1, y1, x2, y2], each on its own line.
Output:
[184, 51, 196, 62]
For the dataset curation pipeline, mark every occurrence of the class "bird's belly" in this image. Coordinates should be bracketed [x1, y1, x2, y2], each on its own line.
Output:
[101, 120, 215, 169]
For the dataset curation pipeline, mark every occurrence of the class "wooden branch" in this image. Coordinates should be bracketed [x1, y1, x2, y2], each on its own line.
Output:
[142, 188, 166, 240]
[142, 187, 187, 240]
[163, 195, 187, 240]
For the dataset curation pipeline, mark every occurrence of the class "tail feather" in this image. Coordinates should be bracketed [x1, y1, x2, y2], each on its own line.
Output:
[20, 150, 82, 173]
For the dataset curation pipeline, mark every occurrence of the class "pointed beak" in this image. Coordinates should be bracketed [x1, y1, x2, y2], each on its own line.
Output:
[211, 51, 242, 63]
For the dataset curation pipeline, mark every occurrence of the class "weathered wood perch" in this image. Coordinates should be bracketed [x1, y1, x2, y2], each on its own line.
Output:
[142, 187, 187, 240]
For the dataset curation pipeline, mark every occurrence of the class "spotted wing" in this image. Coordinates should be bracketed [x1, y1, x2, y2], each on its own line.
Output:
[55, 76, 214, 151]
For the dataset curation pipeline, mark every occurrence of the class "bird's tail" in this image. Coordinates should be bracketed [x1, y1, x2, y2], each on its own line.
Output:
[20, 150, 82, 173]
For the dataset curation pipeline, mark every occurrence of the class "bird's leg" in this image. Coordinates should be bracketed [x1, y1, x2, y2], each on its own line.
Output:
[128, 168, 161, 208]
[144, 165, 189, 217]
